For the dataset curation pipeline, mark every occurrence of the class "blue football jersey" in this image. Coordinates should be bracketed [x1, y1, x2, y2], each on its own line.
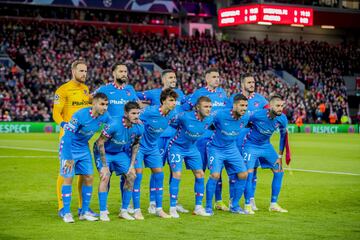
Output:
[246, 109, 288, 146]
[139, 105, 176, 151]
[209, 109, 250, 149]
[183, 86, 228, 112]
[60, 107, 111, 160]
[102, 117, 144, 154]
[169, 111, 213, 149]
[94, 83, 139, 118]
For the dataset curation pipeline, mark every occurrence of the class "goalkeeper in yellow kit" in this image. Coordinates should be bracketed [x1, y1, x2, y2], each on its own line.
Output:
[52, 59, 97, 217]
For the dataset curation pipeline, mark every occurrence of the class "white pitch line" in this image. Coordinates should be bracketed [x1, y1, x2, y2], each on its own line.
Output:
[0, 156, 57, 158]
[0, 145, 57, 152]
[0, 145, 359, 176]
[284, 168, 360, 176]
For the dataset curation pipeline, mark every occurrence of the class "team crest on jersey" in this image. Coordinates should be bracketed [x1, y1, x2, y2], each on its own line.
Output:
[275, 123, 280, 128]
[103, 124, 110, 131]
[131, 133, 136, 139]
[254, 102, 259, 107]
[218, 93, 223, 98]
[205, 124, 209, 129]
[240, 123, 244, 128]
[71, 118, 78, 125]
[54, 94, 60, 104]
[126, 90, 131, 96]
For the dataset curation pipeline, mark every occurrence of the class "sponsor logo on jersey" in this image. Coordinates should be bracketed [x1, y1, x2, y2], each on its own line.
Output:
[220, 130, 239, 136]
[212, 101, 226, 107]
[110, 138, 128, 145]
[79, 130, 96, 136]
[148, 125, 165, 133]
[109, 99, 129, 105]
[72, 100, 91, 106]
[185, 130, 202, 138]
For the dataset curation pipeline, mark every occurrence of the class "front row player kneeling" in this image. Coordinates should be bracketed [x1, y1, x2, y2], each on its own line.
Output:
[93, 101, 143, 221]
[243, 94, 288, 214]
[59, 93, 111, 223]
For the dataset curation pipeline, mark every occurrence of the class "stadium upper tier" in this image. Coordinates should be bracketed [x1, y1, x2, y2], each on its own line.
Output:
[0, 21, 358, 123]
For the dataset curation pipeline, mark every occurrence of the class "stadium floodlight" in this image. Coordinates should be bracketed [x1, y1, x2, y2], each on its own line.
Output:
[321, 25, 335, 29]
[258, 21, 272, 25]
[291, 24, 304, 27]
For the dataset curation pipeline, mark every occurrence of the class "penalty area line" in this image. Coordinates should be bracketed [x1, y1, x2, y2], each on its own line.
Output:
[284, 168, 360, 176]
[0, 156, 57, 158]
[0, 145, 57, 152]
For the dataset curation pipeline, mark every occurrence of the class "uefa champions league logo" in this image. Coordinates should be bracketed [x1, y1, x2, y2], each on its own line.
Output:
[125, 0, 179, 13]
[103, 0, 112, 7]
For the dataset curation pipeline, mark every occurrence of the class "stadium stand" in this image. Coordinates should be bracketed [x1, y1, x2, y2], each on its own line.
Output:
[0, 21, 358, 123]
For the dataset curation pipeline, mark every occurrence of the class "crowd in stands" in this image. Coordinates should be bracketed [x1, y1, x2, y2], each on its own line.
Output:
[0, 21, 358, 124]
[0, 4, 178, 26]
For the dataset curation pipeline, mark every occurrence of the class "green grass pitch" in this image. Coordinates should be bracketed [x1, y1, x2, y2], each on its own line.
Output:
[0, 133, 359, 240]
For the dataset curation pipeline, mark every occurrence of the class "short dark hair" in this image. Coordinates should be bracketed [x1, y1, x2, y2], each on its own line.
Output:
[241, 74, 255, 83]
[205, 68, 219, 76]
[160, 88, 178, 104]
[93, 92, 108, 101]
[71, 59, 87, 70]
[196, 96, 211, 106]
[161, 69, 175, 79]
[233, 94, 248, 103]
[112, 62, 127, 72]
[124, 101, 140, 113]
[269, 94, 283, 102]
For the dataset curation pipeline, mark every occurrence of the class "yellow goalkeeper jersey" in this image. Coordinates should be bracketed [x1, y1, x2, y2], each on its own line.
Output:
[52, 79, 91, 137]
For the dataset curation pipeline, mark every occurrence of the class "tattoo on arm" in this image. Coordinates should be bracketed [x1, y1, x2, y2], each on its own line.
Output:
[97, 135, 109, 167]
[130, 136, 141, 166]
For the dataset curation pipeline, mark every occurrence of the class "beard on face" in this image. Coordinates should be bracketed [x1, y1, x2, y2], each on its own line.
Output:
[116, 76, 127, 84]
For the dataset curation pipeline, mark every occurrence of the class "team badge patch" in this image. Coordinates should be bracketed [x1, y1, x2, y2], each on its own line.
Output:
[71, 118, 78, 125]
[254, 102, 259, 107]
[126, 90, 131, 96]
[54, 94, 60, 104]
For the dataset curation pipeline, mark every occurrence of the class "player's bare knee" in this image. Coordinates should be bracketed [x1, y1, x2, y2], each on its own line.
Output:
[63, 177, 73, 185]
[172, 171, 181, 179]
[210, 173, 220, 179]
[83, 175, 93, 185]
[247, 168, 255, 173]
[194, 170, 204, 178]
[135, 168, 143, 174]
[100, 175, 110, 185]
[151, 167, 163, 173]
[237, 171, 248, 179]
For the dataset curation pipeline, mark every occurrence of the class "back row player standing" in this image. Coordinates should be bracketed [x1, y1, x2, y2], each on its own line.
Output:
[136, 70, 189, 214]
[229, 75, 268, 211]
[53, 59, 97, 218]
[183, 68, 229, 211]
[94, 63, 140, 214]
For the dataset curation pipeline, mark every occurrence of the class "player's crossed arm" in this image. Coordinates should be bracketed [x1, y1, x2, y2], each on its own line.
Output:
[93, 128, 112, 180]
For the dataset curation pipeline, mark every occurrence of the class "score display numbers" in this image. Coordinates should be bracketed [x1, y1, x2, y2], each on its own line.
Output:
[218, 4, 313, 27]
